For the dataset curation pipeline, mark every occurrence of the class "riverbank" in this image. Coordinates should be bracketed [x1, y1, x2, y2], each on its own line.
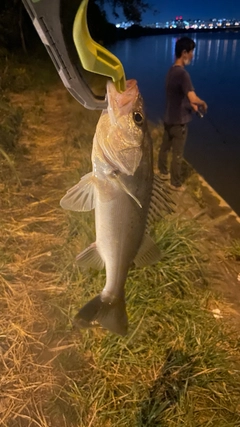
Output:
[151, 122, 240, 320]
[0, 75, 240, 425]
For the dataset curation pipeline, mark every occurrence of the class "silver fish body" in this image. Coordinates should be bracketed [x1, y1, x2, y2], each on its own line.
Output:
[60, 80, 173, 336]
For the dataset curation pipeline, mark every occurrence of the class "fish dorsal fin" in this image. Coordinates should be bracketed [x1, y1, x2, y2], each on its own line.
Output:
[134, 234, 161, 268]
[60, 172, 96, 212]
[76, 243, 104, 271]
[147, 174, 175, 225]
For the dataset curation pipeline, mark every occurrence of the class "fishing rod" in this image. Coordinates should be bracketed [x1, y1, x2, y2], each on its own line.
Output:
[196, 110, 228, 145]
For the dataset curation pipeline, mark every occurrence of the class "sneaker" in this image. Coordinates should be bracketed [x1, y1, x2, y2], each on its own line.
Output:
[169, 184, 186, 192]
[159, 173, 170, 181]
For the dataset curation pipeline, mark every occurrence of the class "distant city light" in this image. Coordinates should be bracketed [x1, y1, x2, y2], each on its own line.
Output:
[114, 15, 240, 30]
[115, 21, 134, 29]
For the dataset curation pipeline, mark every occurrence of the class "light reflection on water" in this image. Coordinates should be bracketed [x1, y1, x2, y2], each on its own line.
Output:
[109, 33, 240, 121]
[109, 32, 240, 214]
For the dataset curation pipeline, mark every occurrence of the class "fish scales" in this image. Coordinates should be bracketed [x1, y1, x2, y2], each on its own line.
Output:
[60, 79, 173, 336]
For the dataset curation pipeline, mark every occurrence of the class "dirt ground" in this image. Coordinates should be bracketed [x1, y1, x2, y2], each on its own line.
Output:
[5, 84, 240, 334]
[1, 85, 240, 425]
[175, 168, 240, 329]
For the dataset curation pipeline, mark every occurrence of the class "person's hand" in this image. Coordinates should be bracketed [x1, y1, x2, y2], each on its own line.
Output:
[190, 102, 198, 113]
[201, 101, 208, 113]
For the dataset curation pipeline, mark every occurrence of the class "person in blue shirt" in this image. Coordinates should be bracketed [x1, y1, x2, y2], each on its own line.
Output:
[158, 37, 208, 191]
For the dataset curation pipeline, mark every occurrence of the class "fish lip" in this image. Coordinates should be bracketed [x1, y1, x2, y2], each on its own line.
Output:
[106, 82, 117, 126]
[106, 79, 137, 92]
[106, 79, 139, 125]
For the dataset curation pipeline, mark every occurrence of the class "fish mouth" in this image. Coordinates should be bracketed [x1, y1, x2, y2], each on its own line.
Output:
[107, 79, 139, 124]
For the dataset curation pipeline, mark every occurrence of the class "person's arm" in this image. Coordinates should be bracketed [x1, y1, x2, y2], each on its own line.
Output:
[187, 91, 208, 113]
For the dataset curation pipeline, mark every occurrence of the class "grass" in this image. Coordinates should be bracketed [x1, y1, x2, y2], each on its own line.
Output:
[0, 97, 23, 152]
[225, 239, 240, 261]
[46, 218, 239, 427]
[0, 47, 58, 93]
[0, 55, 240, 426]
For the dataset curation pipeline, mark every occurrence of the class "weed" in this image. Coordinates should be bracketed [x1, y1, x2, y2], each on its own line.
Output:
[0, 54, 239, 427]
[225, 239, 240, 261]
[0, 98, 23, 151]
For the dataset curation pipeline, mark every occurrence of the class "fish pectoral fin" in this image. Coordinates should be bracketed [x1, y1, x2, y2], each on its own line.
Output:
[74, 294, 128, 336]
[76, 243, 104, 271]
[60, 172, 96, 212]
[112, 172, 142, 208]
[134, 234, 162, 267]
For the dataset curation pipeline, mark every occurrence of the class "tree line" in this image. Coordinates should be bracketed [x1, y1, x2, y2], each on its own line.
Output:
[0, 0, 149, 52]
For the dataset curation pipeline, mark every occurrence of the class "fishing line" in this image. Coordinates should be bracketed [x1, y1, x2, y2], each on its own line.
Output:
[199, 112, 228, 145]
[158, 111, 228, 145]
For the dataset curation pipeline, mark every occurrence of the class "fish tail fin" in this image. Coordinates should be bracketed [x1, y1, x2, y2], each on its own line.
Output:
[74, 294, 128, 336]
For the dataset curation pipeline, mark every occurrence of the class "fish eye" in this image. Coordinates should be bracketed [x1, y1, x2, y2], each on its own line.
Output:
[133, 111, 144, 126]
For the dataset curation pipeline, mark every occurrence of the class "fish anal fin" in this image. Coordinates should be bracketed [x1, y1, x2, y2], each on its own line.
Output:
[76, 243, 104, 271]
[74, 294, 128, 336]
[60, 172, 96, 212]
[134, 234, 161, 268]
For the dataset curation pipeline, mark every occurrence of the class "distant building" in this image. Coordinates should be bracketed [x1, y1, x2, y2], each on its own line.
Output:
[115, 21, 134, 29]
[175, 16, 184, 29]
[122, 15, 240, 31]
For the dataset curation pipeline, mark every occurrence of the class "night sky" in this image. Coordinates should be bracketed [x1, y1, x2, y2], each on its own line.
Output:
[105, 0, 240, 25]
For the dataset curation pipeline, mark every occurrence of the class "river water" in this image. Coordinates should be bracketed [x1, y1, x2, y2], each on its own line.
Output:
[108, 31, 240, 215]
